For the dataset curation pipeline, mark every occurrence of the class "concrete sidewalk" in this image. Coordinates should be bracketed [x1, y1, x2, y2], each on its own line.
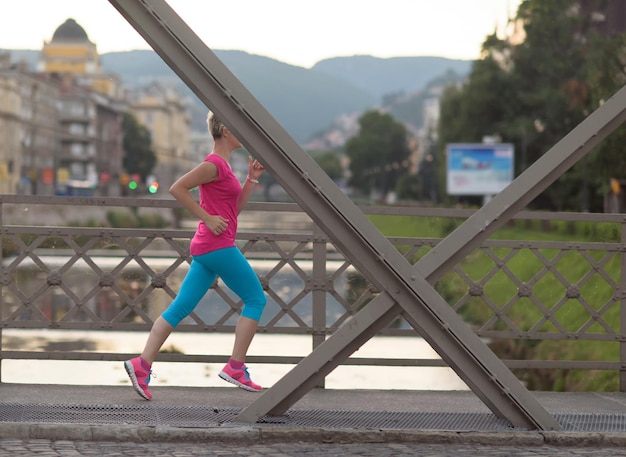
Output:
[2, 383, 626, 447]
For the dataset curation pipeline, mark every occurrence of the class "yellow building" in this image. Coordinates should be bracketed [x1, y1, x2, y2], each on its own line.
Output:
[38, 18, 123, 99]
[37, 18, 191, 195]
[33, 18, 125, 196]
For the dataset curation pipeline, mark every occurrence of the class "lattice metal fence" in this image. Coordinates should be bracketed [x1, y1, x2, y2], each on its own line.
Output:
[1, 195, 625, 389]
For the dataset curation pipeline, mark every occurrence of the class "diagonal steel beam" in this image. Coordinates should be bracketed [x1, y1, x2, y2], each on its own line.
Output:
[109, 0, 564, 429]
[239, 85, 626, 422]
[242, 86, 626, 423]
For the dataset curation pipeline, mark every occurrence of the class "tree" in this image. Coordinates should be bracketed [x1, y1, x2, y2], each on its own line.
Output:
[309, 150, 343, 182]
[345, 110, 410, 197]
[510, 1, 593, 210]
[437, 0, 625, 211]
[581, 31, 626, 210]
[122, 112, 157, 183]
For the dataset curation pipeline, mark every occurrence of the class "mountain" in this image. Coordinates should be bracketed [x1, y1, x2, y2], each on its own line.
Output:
[2, 49, 473, 143]
[312, 55, 473, 99]
[101, 50, 377, 143]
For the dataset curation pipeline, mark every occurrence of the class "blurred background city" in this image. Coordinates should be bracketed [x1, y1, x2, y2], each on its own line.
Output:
[0, 1, 503, 204]
[2, 1, 626, 213]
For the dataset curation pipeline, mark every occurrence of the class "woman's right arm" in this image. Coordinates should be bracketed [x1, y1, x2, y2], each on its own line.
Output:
[169, 162, 228, 233]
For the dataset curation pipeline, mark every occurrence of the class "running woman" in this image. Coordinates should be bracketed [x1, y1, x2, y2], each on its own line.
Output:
[124, 112, 266, 400]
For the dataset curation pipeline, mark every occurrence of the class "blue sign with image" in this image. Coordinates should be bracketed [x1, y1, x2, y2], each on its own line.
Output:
[446, 143, 514, 196]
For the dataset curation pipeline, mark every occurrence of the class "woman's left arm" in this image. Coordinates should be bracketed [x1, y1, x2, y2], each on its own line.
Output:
[238, 156, 265, 214]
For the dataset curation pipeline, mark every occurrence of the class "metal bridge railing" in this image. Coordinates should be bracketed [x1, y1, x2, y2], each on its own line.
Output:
[0, 195, 624, 389]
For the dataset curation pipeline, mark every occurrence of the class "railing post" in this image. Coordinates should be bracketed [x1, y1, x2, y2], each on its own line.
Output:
[619, 220, 626, 392]
[311, 223, 327, 388]
[0, 200, 3, 383]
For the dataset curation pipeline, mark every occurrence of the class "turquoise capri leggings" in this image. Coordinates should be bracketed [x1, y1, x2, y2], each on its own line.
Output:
[161, 246, 266, 327]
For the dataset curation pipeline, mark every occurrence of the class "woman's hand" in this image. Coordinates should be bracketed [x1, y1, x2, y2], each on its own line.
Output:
[247, 156, 265, 181]
[203, 214, 229, 235]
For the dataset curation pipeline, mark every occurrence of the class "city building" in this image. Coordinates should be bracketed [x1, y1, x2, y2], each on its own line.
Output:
[0, 55, 28, 194]
[0, 17, 193, 197]
[35, 18, 127, 196]
[0, 56, 60, 194]
[189, 130, 214, 163]
[47, 73, 125, 196]
[38, 18, 123, 99]
[127, 82, 192, 190]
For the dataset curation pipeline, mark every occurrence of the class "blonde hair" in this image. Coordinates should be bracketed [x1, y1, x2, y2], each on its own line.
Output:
[207, 112, 225, 139]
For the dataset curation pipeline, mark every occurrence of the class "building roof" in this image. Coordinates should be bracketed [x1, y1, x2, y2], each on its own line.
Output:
[51, 18, 89, 42]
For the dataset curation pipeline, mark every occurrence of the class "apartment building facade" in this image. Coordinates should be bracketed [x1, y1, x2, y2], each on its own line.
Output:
[0, 17, 191, 196]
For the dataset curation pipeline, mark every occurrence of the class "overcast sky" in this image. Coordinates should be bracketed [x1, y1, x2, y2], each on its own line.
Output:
[1, 0, 522, 68]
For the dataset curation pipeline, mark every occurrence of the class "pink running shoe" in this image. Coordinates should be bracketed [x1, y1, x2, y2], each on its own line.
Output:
[219, 364, 262, 392]
[124, 357, 154, 400]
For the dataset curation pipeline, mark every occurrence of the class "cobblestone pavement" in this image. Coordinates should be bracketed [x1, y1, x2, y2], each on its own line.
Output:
[3, 439, 626, 457]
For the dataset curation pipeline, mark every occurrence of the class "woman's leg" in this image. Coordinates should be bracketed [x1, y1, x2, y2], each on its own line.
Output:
[142, 258, 215, 362]
[161, 257, 216, 329]
[219, 314, 263, 391]
[231, 316, 259, 362]
[125, 257, 215, 399]
[140, 316, 174, 365]
[215, 247, 267, 362]
[211, 247, 266, 391]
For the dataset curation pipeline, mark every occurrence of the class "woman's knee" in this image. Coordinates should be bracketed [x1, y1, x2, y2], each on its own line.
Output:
[161, 308, 184, 327]
[241, 295, 267, 322]
[161, 298, 195, 327]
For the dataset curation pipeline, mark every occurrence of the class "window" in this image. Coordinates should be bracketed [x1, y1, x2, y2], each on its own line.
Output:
[70, 143, 84, 157]
[69, 123, 85, 135]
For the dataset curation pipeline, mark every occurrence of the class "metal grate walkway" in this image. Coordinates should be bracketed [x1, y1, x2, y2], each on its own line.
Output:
[1, 402, 625, 432]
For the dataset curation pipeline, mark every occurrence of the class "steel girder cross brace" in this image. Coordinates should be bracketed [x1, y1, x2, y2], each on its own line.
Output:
[236, 82, 626, 429]
[104, 0, 623, 431]
[235, 82, 626, 428]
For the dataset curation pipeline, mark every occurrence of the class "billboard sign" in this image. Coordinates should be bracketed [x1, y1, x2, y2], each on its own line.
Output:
[446, 143, 514, 196]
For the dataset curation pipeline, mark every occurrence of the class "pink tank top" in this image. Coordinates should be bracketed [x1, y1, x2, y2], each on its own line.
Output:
[189, 153, 242, 256]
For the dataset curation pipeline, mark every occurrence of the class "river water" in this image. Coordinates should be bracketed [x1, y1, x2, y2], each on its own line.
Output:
[2, 251, 470, 391]
[1, 329, 469, 391]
